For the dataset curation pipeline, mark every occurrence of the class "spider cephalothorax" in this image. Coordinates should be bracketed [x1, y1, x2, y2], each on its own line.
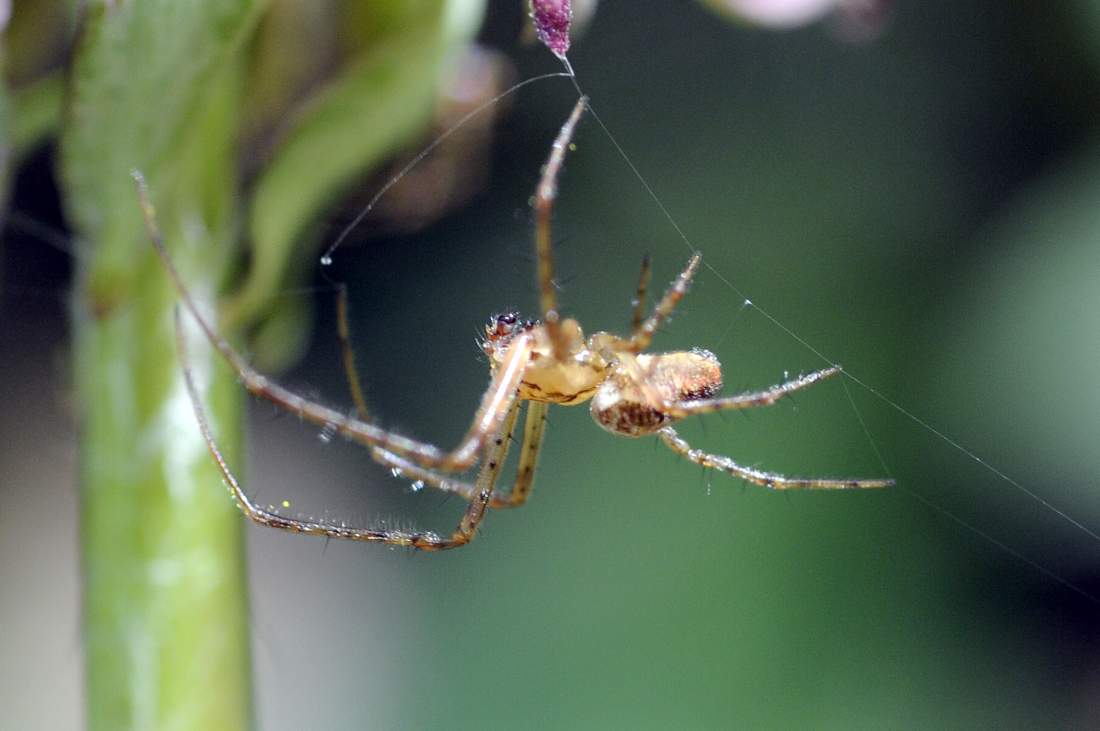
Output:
[485, 315, 603, 405]
[482, 312, 535, 346]
[483, 311, 725, 435]
[137, 94, 892, 553]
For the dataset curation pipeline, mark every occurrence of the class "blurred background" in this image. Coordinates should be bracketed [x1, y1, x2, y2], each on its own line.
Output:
[3, 1, 1100, 728]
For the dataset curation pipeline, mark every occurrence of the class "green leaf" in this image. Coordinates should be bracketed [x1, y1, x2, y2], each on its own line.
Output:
[61, 0, 267, 310]
[9, 73, 62, 158]
[224, 0, 486, 329]
[3, 0, 77, 86]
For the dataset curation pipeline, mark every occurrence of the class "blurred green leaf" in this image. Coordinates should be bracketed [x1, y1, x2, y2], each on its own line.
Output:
[9, 72, 61, 158]
[224, 0, 486, 329]
[248, 288, 315, 373]
[337, 0, 483, 52]
[244, 0, 339, 149]
[61, 1, 267, 309]
[946, 145, 1100, 520]
[3, 0, 76, 85]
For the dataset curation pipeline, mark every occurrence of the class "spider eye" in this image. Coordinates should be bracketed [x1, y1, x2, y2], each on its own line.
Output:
[485, 312, 521, 341]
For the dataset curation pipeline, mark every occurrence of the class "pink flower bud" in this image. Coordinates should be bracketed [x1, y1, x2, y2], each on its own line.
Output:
[530, 0, 572, 59]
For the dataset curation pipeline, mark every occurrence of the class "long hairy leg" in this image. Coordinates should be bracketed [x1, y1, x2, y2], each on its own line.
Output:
[174, 309, 511, 550]
[534, 96, 587, 359]
[489, 401, 548, 508]
[629, 254, 652, 334]
[135, 170, 529, 472]
[333, 287, 546, 509]
[658, 425, 893, 490]
[661, 366, 842, 418]
[372, 400, 549, 509]
[335, 284, 370, 420]
[627, 252, 701, 353]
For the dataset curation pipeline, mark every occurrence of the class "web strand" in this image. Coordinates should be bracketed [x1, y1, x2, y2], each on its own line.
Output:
[838, 378, 1100, 606]
[558, 56, 1100, 597]
[320, 71, 574, 266]
[322, 47, 1098, 598]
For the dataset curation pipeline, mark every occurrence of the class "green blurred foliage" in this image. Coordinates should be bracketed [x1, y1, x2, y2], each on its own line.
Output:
[3, 1, 1100, 730]
[9, 0, 487, 728]
[249, 2, 1097, 728]
[62, 3, 265, 728]
[229, 0, 487, 347]
[3, 0, 75, 85]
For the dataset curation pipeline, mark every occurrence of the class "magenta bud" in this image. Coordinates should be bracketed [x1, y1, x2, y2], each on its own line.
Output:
[530, 0, 572, 59]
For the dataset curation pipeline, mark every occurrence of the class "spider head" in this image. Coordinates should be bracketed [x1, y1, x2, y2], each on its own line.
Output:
[482, 312, 536, 356]
[485, 312, 520, 341]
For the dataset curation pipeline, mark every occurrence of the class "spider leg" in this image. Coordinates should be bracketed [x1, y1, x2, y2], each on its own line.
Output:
[372, 400, 549, 510]
[369, 402, 519, 503]
[174, 309, 510, 550]
[336, 284, 421, 476]
[627, 252, 702, 353]
[490, 400, 547, 508]
[661, 366, 842, 419]
[658, 425, 893, 490]
[335, 284, 369, 420]
[629, 254, 652, 334]
[535, 96, 587, 359]
[333, 284, 545, 509]
[135, 170, 530, 472]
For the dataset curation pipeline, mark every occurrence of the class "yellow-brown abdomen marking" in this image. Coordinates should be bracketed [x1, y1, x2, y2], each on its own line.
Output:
[591, 349, 723, 437]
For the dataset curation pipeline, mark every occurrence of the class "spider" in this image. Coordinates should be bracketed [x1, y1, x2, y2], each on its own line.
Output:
[134, 96, 893, 552]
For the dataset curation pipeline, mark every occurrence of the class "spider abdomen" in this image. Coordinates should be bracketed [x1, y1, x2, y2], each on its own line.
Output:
[590, 389, 668, 437]
[591, 349, 723, 437]
[645, 349, 723, 403]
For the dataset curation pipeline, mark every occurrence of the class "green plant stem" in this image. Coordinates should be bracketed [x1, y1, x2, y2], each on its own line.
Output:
[74, 111, 254, 731]
[62, 3, 485, 726]
[63, 3, 263, 726]
[77, 266, 251, 730]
